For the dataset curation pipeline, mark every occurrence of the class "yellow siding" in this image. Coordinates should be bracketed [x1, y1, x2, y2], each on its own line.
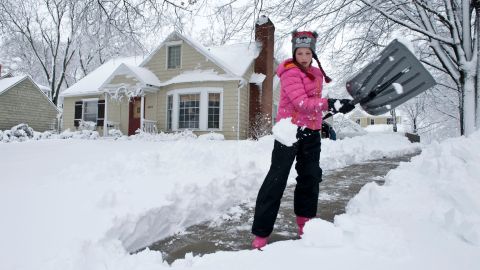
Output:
[106, 96, 129, 135]
[143, 35, 225, 82]
[108, 75, 140, 86]
[157, 80, 244, 140]
[0, 78, 58, 131]
[144, 92, 158, 122]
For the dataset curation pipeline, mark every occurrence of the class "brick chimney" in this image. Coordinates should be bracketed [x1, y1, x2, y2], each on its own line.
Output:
[249, 15, 275, 138]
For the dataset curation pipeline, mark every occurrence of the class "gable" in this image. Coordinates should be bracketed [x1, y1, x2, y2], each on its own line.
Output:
[0, 76, 58, 112]
[142, 32, 228, 82]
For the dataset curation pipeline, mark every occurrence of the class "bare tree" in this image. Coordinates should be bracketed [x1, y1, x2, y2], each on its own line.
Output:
[0, 0, 203, 105]
[401, 94, 427, 133]
[247, 0, 480, 136]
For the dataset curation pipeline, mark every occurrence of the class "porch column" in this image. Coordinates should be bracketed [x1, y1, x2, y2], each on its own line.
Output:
[103, 96, 108, 136]
[140, 95, 145, 132]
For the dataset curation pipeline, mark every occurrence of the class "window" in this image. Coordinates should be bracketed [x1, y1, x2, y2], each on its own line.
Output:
[370, 118, 375, 125]
[73, 99, 105, 128]
[167, 45, 181, 69]
[166, 88, 223, 131]
[356, 119, 361, 124]
[167, 95, 173, 130]
[387, 118, 393, 125]
[208, 93, 220, 129]
[179, 94, 200, 129]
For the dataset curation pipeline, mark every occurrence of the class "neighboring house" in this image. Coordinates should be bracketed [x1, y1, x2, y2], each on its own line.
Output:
[60, 16, 279, 140]
[36, 84, 53, 100]
[0, 75, 59, 131]
[348, 108, 402, 127]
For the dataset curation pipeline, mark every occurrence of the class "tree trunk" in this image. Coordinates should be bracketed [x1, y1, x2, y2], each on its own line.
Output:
[462, 70, 476, 135]
[475, 2, 480, 131]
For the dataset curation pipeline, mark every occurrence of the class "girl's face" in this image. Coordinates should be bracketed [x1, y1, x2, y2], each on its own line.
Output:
[295, 48, 313, 68]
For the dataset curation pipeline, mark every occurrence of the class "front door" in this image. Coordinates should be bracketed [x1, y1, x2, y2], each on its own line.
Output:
[128, 97, 142, 135]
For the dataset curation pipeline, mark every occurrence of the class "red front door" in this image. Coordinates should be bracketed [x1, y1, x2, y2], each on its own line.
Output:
[128, 97, 142, 135]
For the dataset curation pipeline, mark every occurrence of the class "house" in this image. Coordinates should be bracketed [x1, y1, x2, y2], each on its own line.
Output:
[60, 16, 279, 140]
[0, 75, 59, 131]
[348, 108, 402, 128]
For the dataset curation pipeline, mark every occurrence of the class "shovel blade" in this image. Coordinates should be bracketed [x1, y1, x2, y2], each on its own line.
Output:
[346, 39, 436, 115]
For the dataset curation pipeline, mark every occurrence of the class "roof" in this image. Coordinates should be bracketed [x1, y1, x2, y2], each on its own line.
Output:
[206, 42, 261, 77]
[349, 107, 405, 117]
[141, 31, 261, 77]
[0, 75, 27, 96]
[0, 75, 59, 111]
[60, 56, 144, 97]
[160, 69, 241, 87]
[101, 63, 162, 89]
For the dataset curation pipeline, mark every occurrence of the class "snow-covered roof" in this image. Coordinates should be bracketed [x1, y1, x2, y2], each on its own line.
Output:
[0, 75, 59, 111]
[206, 42, 261, 77]
[0, 75, 27, 96]
[101, 63, 162, 89]
[160, 69, 241, 87]
[141, 31, 260, 77]
[36, 83, 51, 93]
[349, 107, 404, 118]
[60, 56, 144, 97]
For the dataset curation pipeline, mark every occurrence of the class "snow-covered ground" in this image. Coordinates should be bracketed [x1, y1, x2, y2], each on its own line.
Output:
[1, 132, 479, 270]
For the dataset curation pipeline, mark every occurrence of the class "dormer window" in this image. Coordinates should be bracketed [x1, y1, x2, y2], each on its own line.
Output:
[167, 45, 181, 69]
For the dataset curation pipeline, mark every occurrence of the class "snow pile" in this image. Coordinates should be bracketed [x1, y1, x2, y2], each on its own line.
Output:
[364, 123, 409, 133]
[392, 82, 404, 94]
[332, 113, 366, 138]
[0, 126, 226, 143]
[58, 129, 100, 140]
[320, 132, 417, 170]
[165, 131, 480, 269]
[271, 117, 297, 146]
[198, 132, 225, 140]
[0, 132, 425, 270]
[129, 130, 210, 141]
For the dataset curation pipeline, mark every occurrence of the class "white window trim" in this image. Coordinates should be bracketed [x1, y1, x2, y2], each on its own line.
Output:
[165, 42, 183, 70]
[81, 98, 99, 123]
[166, 87, 223, 131]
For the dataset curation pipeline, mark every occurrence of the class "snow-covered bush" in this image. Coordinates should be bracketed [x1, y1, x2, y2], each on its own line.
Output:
[59, 129, 99, 140]
[108, 129, 124, 139]
[79, 120, 97, 131]
[130, 129, 198, 141]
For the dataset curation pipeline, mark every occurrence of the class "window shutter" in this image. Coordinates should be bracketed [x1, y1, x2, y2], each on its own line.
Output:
[74, 101, 82, 127]
[97, 100, 105, 127]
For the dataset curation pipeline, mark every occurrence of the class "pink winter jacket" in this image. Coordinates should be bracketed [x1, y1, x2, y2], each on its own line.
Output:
[275, 58, 329, 130]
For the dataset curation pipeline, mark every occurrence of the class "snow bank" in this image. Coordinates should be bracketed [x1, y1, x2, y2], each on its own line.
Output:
[166, 131, 480, 270]
[0, 133, 421, 270]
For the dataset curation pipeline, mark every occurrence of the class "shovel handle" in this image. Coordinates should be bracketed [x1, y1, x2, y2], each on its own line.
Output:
[322, 99, 358, 120]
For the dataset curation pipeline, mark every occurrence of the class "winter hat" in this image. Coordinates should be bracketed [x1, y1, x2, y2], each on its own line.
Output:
[291, 30, 318, 56]
[291, 30, 332, 83]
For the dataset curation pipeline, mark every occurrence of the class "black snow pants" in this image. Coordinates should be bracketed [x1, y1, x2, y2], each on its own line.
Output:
[252, 127, 323, 237]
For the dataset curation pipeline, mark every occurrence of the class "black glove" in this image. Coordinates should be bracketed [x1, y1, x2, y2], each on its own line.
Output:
[328, 99, 355, 114]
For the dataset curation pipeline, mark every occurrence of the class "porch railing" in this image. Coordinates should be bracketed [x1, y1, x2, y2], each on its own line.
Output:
[142, 119, 158, 134]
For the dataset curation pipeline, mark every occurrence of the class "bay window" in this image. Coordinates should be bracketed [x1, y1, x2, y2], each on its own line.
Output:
[166, 88, 223, 131]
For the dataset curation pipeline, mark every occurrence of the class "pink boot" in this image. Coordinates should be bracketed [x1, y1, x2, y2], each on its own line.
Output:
[296, 216, 310, 236]
[251, 236, 268, 249]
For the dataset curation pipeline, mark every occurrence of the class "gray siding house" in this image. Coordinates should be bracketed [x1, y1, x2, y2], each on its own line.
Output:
[60, 17, 279, 140]
[0, 75, 59, 131]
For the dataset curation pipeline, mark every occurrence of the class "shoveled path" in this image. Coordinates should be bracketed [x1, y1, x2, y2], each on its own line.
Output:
[147, 152, 420, 264]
